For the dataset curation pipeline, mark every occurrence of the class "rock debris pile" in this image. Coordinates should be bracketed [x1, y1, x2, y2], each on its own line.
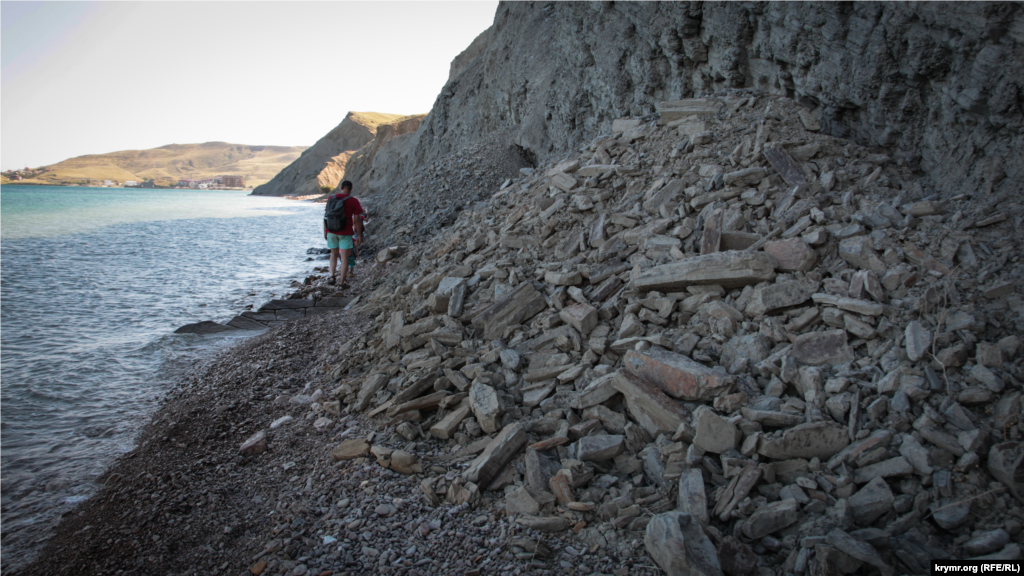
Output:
[271, 92, 1022, 575]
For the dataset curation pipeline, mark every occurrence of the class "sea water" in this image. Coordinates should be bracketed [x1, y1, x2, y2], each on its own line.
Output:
[0, 185, 325, 567]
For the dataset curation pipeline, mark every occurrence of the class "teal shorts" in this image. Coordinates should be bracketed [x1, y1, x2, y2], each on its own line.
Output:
[326, 234, 354, 250]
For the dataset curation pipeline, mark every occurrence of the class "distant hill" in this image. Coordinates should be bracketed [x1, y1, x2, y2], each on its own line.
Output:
[251, 112, 424, 197]
[11, 142, 308, 187]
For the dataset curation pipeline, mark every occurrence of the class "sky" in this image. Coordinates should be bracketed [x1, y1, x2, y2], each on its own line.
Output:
[0, 1, 498, 171]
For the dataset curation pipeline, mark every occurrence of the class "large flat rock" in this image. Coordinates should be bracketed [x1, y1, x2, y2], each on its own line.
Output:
[174, 321, 237, 335]
[471, 281, 546, 340]
[611, 370, 688, 438]
[624, 348, 733, 401]
[633, 251, 777, 291]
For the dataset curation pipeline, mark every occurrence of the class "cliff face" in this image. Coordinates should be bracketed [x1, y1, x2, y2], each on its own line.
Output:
[251, 112, 414, 197]
[389, 1, 1021, 200]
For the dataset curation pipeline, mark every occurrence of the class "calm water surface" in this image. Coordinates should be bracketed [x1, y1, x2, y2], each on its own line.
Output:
[1, 185, 326, 568]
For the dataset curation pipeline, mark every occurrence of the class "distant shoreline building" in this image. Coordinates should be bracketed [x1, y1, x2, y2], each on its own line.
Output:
[176, 175, 245, 189]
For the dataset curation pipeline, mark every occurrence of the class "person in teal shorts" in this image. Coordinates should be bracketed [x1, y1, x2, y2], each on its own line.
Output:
[323, 181, 364, 288]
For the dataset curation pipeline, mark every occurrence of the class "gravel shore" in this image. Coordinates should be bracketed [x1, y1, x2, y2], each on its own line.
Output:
[14, 267, 646, 576]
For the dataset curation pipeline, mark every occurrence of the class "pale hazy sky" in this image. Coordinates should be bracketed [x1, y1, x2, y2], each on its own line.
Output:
[0, 1, 498, 171]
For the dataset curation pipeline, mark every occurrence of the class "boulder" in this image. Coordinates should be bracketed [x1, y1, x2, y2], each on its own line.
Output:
[239, 430, 267, 456]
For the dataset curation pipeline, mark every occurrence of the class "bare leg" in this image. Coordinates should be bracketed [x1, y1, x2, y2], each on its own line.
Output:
[339, 248, 351, 285]
[329, 248, 339, 280]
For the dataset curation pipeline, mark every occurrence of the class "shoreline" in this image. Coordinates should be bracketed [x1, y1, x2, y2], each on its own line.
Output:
[12, 261, 631, 576]
[8, 264, 376, 575]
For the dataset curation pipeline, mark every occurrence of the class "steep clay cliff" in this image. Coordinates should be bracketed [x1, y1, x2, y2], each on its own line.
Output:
[365, 2, 1021, 203]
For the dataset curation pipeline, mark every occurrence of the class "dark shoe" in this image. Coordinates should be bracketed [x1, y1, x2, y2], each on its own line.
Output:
[340, 282, 351, 289]
[327, 276, 336, 285]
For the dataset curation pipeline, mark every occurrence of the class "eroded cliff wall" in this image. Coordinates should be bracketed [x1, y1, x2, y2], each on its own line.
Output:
[252, 112, 411, 197]
[389, 1, 1021, 200]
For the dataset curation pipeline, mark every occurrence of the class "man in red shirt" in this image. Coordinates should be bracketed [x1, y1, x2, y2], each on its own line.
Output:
[324, 180, 364, 287]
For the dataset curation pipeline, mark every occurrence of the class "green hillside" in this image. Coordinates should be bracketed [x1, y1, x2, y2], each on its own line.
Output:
[14, 142, 308, 187]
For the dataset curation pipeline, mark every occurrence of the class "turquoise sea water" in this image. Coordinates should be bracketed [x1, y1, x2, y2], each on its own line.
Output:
[0, 185, 326, 568]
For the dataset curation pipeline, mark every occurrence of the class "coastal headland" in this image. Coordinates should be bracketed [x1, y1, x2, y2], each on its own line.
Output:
[13, 2, 1024, 575]
[4, 142, 307, 189]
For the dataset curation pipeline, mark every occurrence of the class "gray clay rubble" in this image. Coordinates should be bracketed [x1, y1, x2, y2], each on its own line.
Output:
[302, 92, 1024, 575]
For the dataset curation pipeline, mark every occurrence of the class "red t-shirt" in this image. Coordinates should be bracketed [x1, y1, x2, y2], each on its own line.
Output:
[324, 193, 364, 235]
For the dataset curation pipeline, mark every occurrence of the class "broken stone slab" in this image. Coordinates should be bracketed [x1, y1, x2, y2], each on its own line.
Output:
[352, 373, 389, 412]
[741, 498, 799, 539]
[790, 329, 855, 366]
[331, 438, 371, 461]
[524, 447, 562, 492]
[988, 442, 1024, 502]
[225, 316, 268, 330]
[623, 348, 734, 401]
[677, 468, 709, 525]
[848, 476, 894, 526]
[692, 407, 741, 454]
[387, 390, 448, 417]
[574, 372, 619, 409]
[898, 434, 934, 475]
[712, 464, 762, 522]
[175, 320, 238, 335]
[559, 303, 598, 335]
[718, 537, 759, 576]
[471, 281, 546, 340]
[700, 209, 723, 255]
[468, 382, 503, 434]
[763, 146, 808, 186]
[522, 379, 557, 407]
[758, 421, 850, 460]
[463, 422, 527, 488]
[545, 270, 582, 286]
[645, 511, 724, 576]
[930, 499, 971, 530]
[239, 430, 267, 456]
[720, 334, 772, 374]
[569, 435, 625, 462]
[589, 259, 630, 283]
[516, 515, 572, 532]
[723, 167, 766, 187]
[548, 172, 577, 193]
[611, 370, 688, 438]
[811, 293, 885, 316]
[900, 200, 943, 217]
[656, 98, 724, 123]
[370, 446, 423, 475]
[745, 281, 818, 316]
[826, 529, 892, 573]
[964, 529, 1011, 556]
[740, 407, 804, 428]
[852, 456, 913, 484]
[505, 486, 540, 516]
[582, 404, 626, 433]
[839, 236, 886, 272]
[721, 231, 761, 250]
[429, 402, 472, 440]
[764, 238, 817, 272]
[260, 299, 314, 310]
[971, 544, 1022, 561]
[633, 251, 777, 291]
[905, 321, 932, 362]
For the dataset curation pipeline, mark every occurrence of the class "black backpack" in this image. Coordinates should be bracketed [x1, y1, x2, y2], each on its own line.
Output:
[324, 194, 349, 232]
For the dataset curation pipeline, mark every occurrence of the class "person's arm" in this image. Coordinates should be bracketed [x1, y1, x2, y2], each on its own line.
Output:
[353, 216, 364, 246]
